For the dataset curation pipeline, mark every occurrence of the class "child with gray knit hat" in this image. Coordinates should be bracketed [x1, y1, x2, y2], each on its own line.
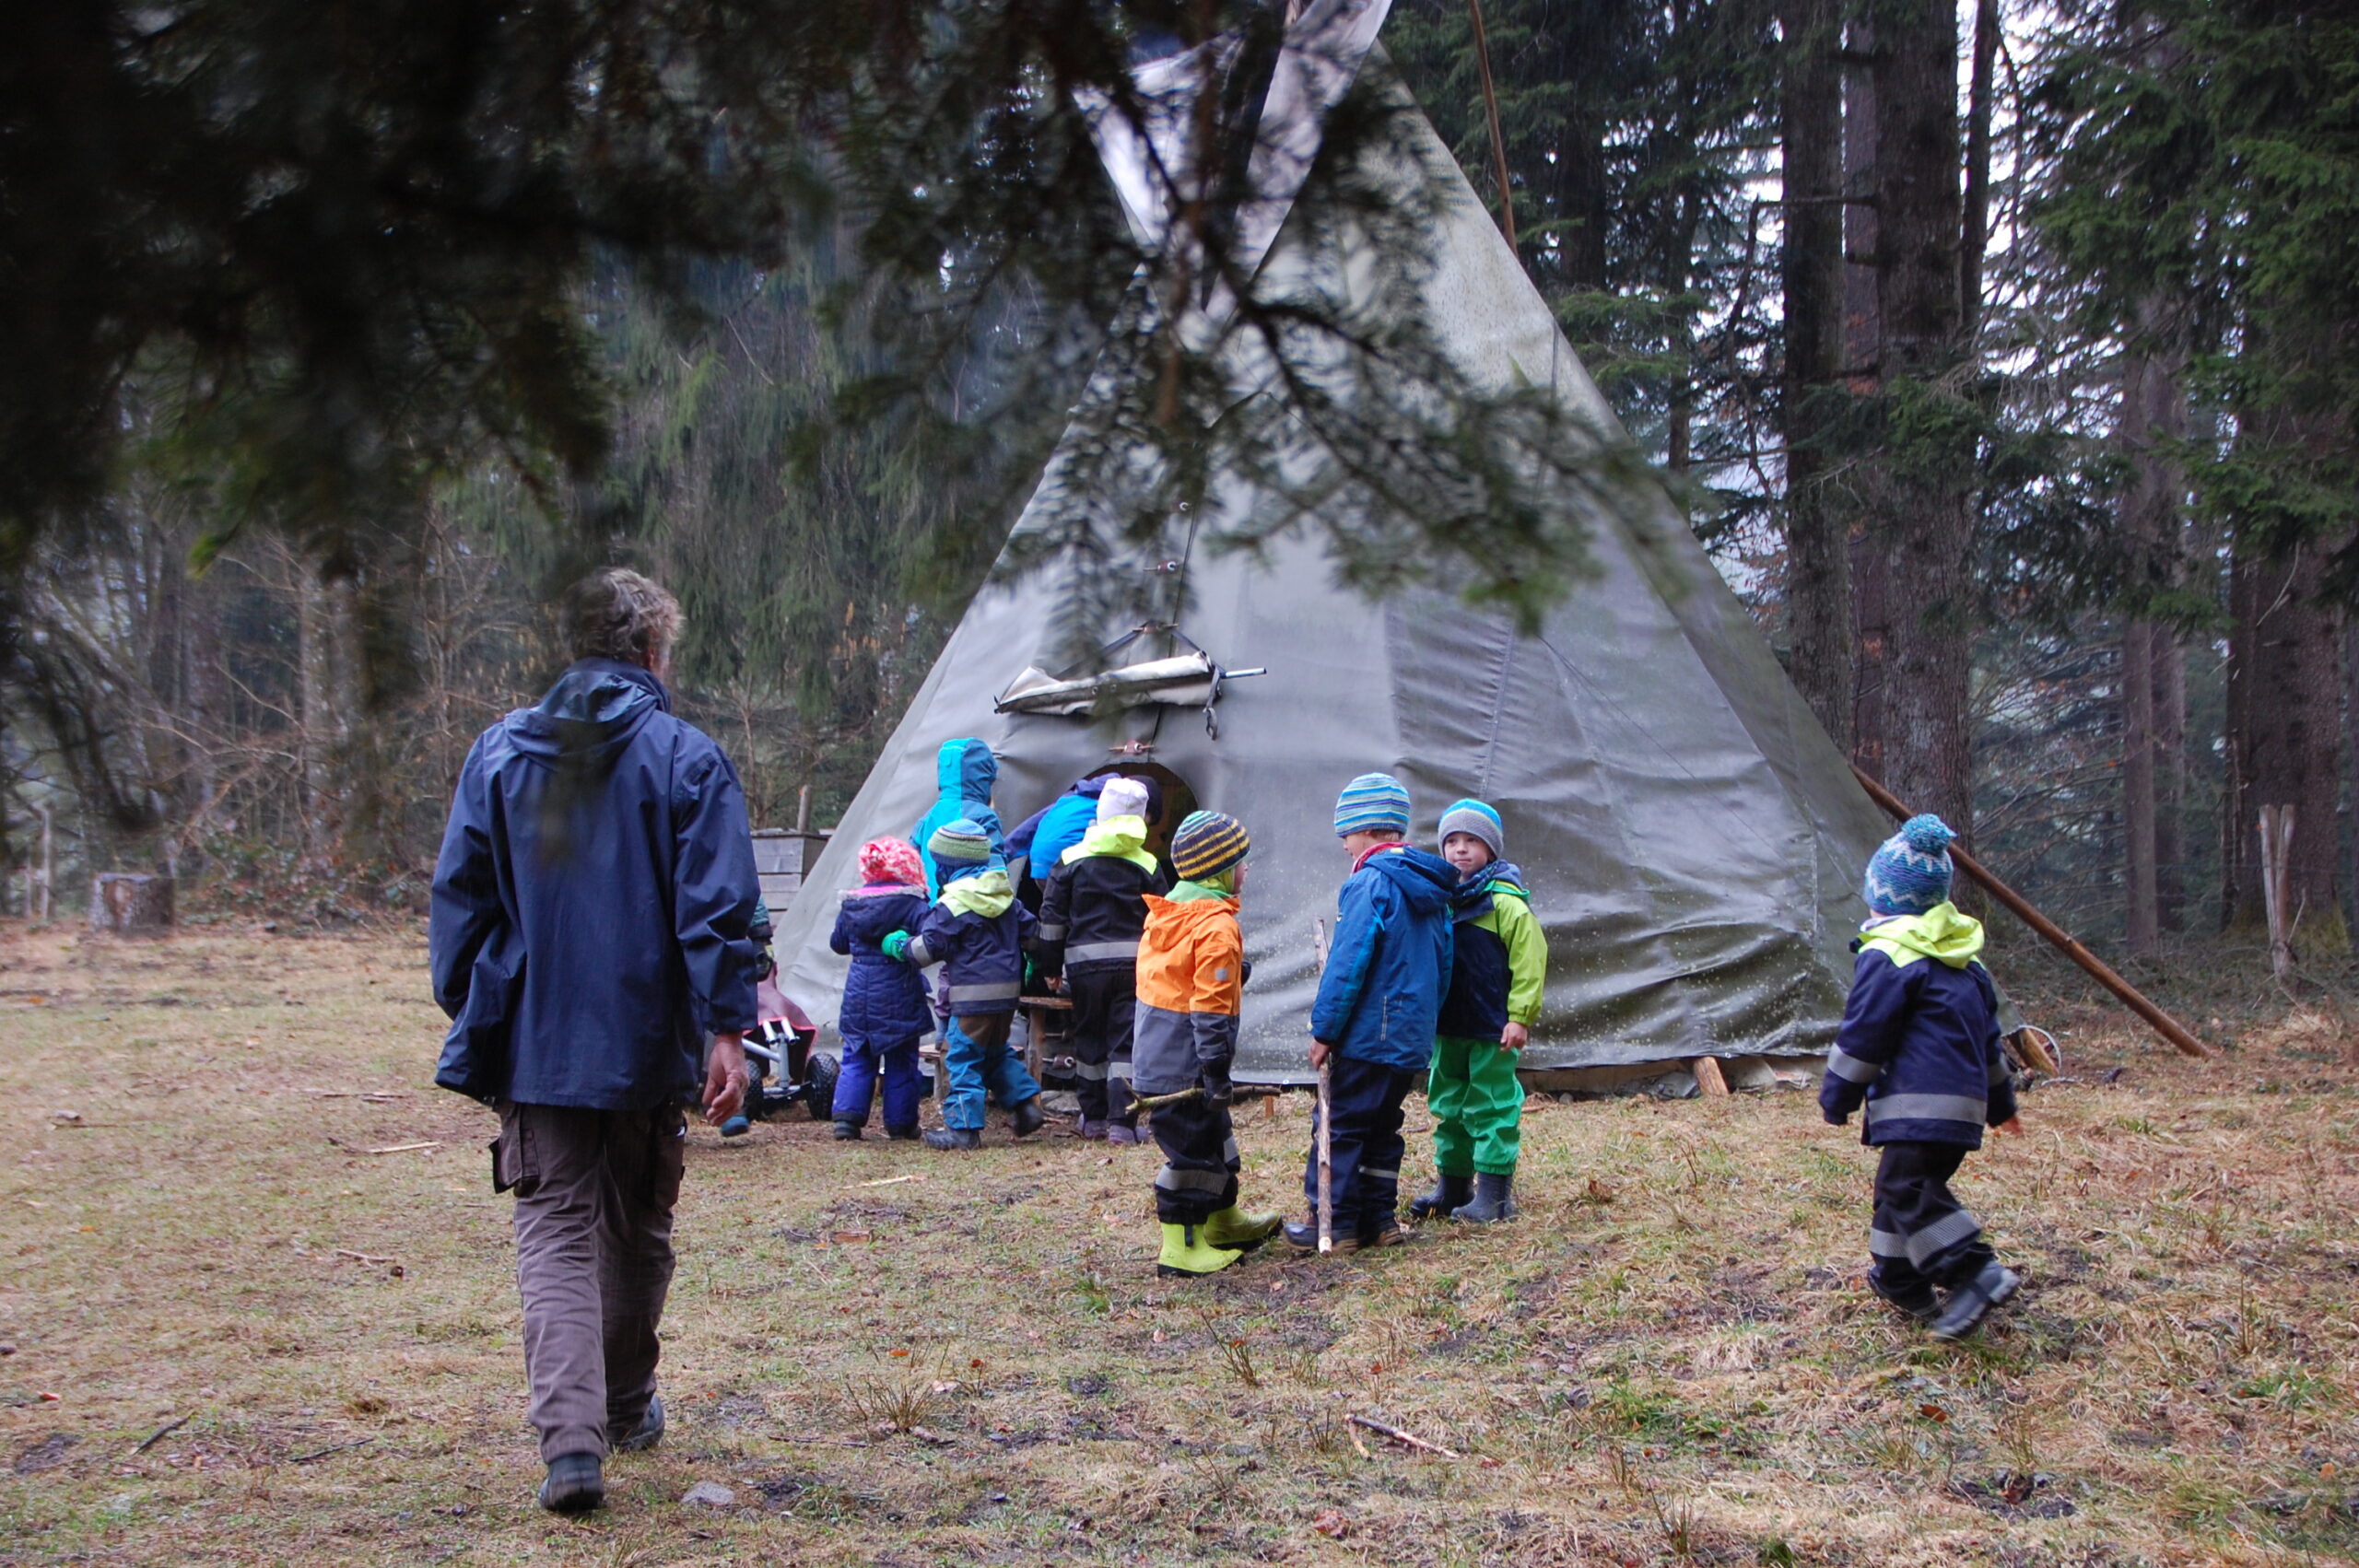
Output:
[1410, 798, 1546, 1224]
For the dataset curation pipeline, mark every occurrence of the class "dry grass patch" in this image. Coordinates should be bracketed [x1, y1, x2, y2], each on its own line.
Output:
[0, 921, 2354, 1565]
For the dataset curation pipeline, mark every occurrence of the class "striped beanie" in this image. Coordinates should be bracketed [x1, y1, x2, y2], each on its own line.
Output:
[1171, 811, 1251, 882]
[927, 818, 994, 867]
[1438, 799, 1504, 861]
[1333, 773, 1411, 837]
[1863, 813, 1957, 917]
[858, 836, 926, 888]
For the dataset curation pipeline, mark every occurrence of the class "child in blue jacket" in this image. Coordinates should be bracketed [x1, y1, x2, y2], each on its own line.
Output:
[888, 820, 1047, 1150]
[1288, 773, 1458, 1253]
[827, 837, 933, 1141]
[1820, 814, 2025, 1341]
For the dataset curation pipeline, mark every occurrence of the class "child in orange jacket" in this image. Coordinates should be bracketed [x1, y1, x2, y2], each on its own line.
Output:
[1128, 811, 1283, 1277]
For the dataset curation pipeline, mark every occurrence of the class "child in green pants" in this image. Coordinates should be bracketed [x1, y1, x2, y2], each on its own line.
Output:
[1410, 800, 1546, 1223]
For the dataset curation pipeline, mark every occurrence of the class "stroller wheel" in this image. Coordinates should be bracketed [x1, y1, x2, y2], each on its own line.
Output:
[804, 1053, 839, 1120]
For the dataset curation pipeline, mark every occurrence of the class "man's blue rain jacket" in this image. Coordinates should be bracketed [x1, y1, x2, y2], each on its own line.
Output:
[910, 738, 1003, 895]
[1009, 777, 1105, 881]
[429, 659, 767, 1110]
[1310, 845, 1459, 1072]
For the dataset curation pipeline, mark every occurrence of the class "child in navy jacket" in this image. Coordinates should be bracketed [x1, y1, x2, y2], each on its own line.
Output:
[887, 819, 1046, 1151]
[1821, 814, 2024, 1340]
[827, 837, 933, 1141]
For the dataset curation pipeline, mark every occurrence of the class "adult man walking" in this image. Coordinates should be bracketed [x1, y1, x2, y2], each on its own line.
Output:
[430, 568, 766, 1514]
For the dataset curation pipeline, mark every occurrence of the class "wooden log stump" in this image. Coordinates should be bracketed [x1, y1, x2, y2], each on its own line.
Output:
[90, 873, 174, 936]
[1690, 1056, 1730, 1097]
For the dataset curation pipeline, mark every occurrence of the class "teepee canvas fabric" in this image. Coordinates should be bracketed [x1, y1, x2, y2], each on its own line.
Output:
[769, 0, 1895, 1082]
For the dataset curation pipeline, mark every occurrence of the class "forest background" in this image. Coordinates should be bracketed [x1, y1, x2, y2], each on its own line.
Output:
[3, 0, 2354, 979]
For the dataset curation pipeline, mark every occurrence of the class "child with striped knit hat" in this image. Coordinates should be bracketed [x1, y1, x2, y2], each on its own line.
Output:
[1819, 813, 2025, 1340]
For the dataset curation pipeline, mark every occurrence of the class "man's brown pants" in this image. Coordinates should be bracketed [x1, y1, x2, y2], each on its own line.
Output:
[496, 1102, 685, 1461]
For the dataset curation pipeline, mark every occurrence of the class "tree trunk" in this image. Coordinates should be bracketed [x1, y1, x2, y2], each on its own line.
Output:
[1843, 16, 1889, 779]
[1865, 0, 1975, 840]
[2117, 307, 2189, 954]
[1959, 0, 1999, 338]
[2224, 536, 2345, 949]
[1779, 0, 1851, 749]
[89, 872, 174, 935]
[2154, 626, 2187, 930]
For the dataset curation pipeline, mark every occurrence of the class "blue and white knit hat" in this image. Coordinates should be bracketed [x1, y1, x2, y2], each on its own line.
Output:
[1863, 814, 1958, 917]
[928, 817, 995, 866]
[1438, 799, 1504, 860]
[1333, 773, 1412, 837]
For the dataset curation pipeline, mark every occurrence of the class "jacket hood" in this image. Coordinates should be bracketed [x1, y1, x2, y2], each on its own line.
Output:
[839, 885, 926, 941]
[1064, 816, 1157, 872]
[1366, 845, 1459, 917]
[937, 738, 998, 805]
[939, 866, 1015, 919]
[509, 659, 670, 768]
[1144, 891, 1239, 925]
[1862, 901, 1985, 967]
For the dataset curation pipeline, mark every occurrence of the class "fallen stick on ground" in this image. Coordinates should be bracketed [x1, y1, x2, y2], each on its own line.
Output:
[363, 1141, 440, 1155]
[132, 1415, 190, 1455]
[1347, 1422, 1372, 1459]
[334, 1248, 395, 1265]
[1347, 1413, 1461, 1459]
[304, 1090, 412, 1099]
[853, 1175, 926, 1188]
[290, 1437, 376, 1465]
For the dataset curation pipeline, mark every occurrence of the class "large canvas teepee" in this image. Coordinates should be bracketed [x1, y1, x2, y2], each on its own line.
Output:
[770, 0, 1895, 1084]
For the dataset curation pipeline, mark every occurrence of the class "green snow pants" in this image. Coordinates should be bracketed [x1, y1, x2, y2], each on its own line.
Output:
[1427, 1035, 1524, 1176]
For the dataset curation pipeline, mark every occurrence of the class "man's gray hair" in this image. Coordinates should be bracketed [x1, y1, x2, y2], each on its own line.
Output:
[562, 568, 682, 666]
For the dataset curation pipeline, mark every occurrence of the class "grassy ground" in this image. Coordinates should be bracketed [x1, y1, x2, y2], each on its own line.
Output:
[0, 922, 2354, 1567]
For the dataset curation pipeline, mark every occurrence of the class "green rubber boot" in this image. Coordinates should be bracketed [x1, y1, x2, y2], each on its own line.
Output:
[1199, 1204, 1283, 1252]
[1156, 1221, 1243, 1279]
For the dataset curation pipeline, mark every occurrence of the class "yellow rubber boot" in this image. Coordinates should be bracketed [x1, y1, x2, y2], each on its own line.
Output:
[1156, 1221, 1242, 1278]
[1199, 1204, 1282, 1252]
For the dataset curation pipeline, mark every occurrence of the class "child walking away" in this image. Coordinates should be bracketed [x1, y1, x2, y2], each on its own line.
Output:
[886, 820, 1048, 1150]
[1411, 800, 1546, 1224]
[1287, 774, 1458, 1253]
[1820, 814, 2024, 1341]
[826, 838, 933, 1141]
[1132, 812, 1281, 1276]
[1032, 778, 1167, 1141]
[910, 739, 1004, 895]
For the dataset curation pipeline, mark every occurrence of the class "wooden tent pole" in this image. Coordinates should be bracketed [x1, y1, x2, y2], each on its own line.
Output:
[1465, 0, 1517, 252]
[1849, 766, 2214, 1060]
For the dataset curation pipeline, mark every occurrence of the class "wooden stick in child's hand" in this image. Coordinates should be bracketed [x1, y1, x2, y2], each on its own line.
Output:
[1314, 917, 1333, 1256]
[1132, 1086, 1204, 1112]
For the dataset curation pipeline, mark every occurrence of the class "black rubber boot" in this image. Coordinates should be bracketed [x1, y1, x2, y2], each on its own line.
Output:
[1407, 1172, 1473, 1221]
[1869, 1269, 1940, 1324]
[1450, 1172, 1518, 1224]
[1283, 1219, 1361, 1254]
[1009, 1095, 1047, 1139]
[924, 1126, 981, 1151]
[832, 1120, 863, 1141]
[612, 1394, 664, 1454]
[885, 1123, 920, 1141]
[537, 1453, 604, 1514]
[1930, 1263, 2021, 1342]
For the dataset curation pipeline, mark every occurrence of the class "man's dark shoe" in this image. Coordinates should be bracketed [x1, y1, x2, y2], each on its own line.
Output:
[1407, 1172, 1472, 1221]
[924, 1126, 981, 1151]
[885, 1123, 921, 1141]
[1283, 1219, 1360, 1254]
[1356, 1217, 1414, 1250]
[538, 1453, 604, 1514]
[613, 1394, 664, 1453]
[1869, 1270, 1941, 1324]
[832, 1120, 863, 1141]
[1009, 1095, 1047, 1139]
[1930, 1263, 2021, 1342]
[1450, 1172, 1518, 1224]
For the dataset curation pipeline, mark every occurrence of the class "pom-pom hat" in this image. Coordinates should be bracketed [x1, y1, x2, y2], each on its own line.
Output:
[928, 818, 995, 866]
[858, 837, 926, 888]
[1171, 811, 1251, 883]
[1863, 813, 1958, 917]
[1333, 773, 1412, 837]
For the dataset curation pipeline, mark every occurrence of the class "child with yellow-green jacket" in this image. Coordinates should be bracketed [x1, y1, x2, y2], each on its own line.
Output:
[1410, 799, 1546, 1224]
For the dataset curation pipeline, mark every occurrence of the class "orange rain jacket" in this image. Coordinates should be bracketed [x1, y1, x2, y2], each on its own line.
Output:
[1130, 893, 1244, 1097]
